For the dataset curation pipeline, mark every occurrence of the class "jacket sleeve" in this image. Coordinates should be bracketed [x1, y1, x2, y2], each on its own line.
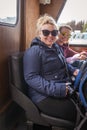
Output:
[23, 47, 66, 98]
[65, 47, 77, 58]
[67, 63, 77, 75]
[66, 53, 80, 64]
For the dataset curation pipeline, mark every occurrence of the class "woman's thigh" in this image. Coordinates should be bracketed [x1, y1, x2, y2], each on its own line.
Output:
[36, 97, 77, 121]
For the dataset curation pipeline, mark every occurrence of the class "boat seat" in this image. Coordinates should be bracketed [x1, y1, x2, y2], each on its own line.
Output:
[8, 52, 76, 130]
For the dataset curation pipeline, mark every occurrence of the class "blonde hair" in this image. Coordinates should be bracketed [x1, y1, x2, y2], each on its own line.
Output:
[36, 14, 58, 35]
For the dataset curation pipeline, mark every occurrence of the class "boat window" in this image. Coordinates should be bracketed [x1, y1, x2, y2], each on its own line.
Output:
[0, 0, 18, 26]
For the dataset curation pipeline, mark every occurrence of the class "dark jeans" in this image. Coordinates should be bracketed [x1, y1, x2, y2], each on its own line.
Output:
[36, 97, 77, 122]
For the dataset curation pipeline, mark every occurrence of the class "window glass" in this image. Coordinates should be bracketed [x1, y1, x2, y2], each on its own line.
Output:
[57, 0, 87, 25]
[0, 0, 17, 25]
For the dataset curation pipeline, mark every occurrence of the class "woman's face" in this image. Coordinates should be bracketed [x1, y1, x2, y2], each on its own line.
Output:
[58, 27, 71, 44]
[39, 24, 58, 47]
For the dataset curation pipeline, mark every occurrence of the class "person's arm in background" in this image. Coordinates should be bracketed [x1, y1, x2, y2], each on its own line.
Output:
[66, 47, 87, 63]
[65, 46, 77, 58]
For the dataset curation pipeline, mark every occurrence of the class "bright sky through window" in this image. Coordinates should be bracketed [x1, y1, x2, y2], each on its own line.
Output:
[0, 0, 16, 18]
[57, 0, 87, 24]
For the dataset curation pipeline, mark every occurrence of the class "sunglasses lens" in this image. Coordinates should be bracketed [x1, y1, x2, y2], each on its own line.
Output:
[42, 30, 50, 36]
[61, 33, 65, 36]
[60, 32, 71, 38]
[42, 30, 58, 36]
[52, 30, 58, 36]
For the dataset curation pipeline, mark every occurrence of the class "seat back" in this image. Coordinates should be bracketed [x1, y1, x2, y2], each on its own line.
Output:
[9, 52, 28, 94]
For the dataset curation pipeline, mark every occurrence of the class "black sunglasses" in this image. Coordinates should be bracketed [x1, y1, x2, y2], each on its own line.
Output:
[42, 30, 58, 36]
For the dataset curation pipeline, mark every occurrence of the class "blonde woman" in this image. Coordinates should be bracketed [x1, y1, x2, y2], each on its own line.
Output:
[23, 14, 79, 122]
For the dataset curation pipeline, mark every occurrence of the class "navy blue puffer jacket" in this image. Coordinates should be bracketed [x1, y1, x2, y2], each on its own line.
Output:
[23, 37, 75, 103]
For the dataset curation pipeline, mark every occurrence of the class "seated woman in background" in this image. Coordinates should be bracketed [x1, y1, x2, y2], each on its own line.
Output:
[23, 14, 79, 122]
[56, 25, 87, 67]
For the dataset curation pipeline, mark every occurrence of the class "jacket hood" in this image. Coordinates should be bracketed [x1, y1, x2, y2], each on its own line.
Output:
[30, 37, 58, 50]
[31, 37, 46, 47]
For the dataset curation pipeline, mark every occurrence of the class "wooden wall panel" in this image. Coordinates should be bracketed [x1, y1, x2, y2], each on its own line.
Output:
[0, 1, 21, 110]
[24, 0, 40, 48]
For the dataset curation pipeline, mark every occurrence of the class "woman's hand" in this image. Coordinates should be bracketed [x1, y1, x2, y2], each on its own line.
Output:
[66, 86, 69, 95]
[78, 54, 87, 60]
[66, 82, 71, 95]
[66, 82, 74, 95]
[77, 51, 87, 60]
[73, 52, 87, 61]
